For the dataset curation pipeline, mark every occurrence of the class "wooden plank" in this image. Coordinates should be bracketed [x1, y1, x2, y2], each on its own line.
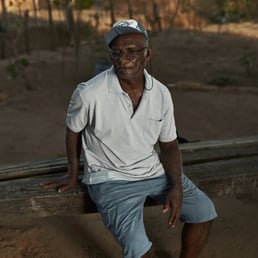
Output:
[0, 158, 81, 181]
[0, 156, 258, 199]
[179, 135, 258, 152]
[1, 136, 258, 216]
[1, 156, 257, 199]
[182, 144, 258, 165]
[0, 157, 68, 172]
[1, 136, 258, 181]
[0, 193, 88, 217]
[1, 155, 258, 217]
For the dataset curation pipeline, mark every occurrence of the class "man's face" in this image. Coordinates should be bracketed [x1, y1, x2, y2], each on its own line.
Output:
[109, 33, 149, 81]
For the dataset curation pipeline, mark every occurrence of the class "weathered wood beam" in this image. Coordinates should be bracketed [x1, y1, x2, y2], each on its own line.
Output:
[0, 136, 258, 217]
[1, 136, 258, 181]
[0, 156, 258, 216]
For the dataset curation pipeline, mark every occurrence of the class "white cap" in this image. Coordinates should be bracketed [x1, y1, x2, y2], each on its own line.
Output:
[105, 19, 148, 46]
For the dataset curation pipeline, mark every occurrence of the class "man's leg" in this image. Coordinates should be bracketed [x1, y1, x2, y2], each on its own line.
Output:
[180, 220, 213, 258]
[141, 220, 213, 258]
[141, 248, 169, 258]
[141, 250, 154, 258]
[177, 175, 217, 258]
[143, 174, 217, 258]
[87, 180, 152, 258]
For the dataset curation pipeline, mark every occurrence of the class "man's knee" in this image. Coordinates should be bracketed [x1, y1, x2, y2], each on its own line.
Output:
[121, 235, 152, 258]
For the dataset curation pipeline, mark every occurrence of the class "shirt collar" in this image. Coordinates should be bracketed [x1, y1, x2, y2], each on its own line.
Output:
[107, 67, 153, 95]
[107, 66, 124, 94]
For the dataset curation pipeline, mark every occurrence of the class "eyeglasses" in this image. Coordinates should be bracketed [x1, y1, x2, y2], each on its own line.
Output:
[108, 47, 147, 61]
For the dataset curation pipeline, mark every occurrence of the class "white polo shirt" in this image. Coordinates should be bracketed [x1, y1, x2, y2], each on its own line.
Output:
[66, 67, 177, 184]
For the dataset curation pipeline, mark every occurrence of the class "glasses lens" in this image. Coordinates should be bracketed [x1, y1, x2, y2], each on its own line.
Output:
[109, 52, 120, 61]
[108, 48, 146, 61]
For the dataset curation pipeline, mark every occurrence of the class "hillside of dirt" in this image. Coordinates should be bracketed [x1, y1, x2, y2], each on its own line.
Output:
[1, 22, 258, 165]
[0, 22, 258, 258]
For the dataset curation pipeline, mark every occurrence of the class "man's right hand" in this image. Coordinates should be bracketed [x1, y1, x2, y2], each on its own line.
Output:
[42, 176, 78, 193]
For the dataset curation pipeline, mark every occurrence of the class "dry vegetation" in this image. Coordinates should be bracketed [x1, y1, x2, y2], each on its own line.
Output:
[1, 2, 258, 164]
[0, 3, 258, 258]
[0, 0, 258, 167]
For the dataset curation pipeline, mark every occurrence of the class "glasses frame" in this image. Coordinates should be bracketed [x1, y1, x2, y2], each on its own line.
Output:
[108, 47, 148, 61]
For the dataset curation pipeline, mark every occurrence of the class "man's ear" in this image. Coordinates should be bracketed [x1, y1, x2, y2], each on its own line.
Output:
[145, 47, 152, 63]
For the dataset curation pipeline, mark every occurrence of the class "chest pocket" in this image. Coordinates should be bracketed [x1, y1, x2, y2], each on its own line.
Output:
[143, 117, 163, 145]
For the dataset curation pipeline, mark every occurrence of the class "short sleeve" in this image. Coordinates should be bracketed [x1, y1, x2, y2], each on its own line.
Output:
[159, 91, 177, 142]
[66, 85, 88, 133]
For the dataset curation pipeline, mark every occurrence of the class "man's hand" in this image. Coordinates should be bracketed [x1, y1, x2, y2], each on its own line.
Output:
[162, 184, 183, 228]
[42, 175, 78, 193]
[159, 140, 183, 228]
[42, 128, 81, 193]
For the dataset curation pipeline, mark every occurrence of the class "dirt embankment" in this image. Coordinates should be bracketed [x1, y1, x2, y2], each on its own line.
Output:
[0, 22, 258, 258]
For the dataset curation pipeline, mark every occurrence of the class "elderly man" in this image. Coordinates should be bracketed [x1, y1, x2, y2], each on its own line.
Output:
[44, 19, 217, 258]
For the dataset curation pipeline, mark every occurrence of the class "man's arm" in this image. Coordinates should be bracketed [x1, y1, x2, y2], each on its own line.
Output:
[42, 127, 81, 192]
[159, 139, 183, 227]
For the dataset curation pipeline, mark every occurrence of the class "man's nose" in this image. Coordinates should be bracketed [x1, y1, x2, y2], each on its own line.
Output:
[118, 51, 131, 60]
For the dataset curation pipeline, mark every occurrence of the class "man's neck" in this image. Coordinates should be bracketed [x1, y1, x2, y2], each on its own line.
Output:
[119, 79, 145, 111]
[118, 76, 145, 94]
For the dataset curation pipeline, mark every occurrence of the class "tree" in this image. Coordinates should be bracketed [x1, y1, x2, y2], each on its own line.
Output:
[1, 0, 8, 25]
[0, 0, 8, 59]
[127, 0, 133, 19]
[169, 0, 182, 29]
[46, 0, 56, 49]
[109, 0, 115, 26]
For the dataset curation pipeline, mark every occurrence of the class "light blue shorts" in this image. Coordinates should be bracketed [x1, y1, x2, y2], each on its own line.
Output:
[87, 174, 217, 258]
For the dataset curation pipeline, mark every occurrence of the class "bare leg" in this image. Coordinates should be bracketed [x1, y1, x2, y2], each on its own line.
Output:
[142, 220, 213, 258]
[180, 220, 213, 258]
[141, 248, 158, 258]
[141, 251, 152, 258]
[141, 248, 171, 258]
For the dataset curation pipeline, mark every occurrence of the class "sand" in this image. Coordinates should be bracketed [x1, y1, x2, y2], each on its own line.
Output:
[1, 23, 258, 258]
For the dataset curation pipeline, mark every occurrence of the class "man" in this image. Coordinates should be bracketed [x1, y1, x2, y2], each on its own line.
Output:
[44, 19, 217, 258]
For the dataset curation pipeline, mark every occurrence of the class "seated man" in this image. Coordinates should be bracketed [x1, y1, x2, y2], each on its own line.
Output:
[44, 19, 217, 258]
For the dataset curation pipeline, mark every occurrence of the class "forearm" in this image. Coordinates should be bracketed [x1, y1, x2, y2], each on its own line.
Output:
[159, 140, 183, 186]
[42, 127, 82, 191]
[159, 139, 183, 226]
[65, 127, 82, 180]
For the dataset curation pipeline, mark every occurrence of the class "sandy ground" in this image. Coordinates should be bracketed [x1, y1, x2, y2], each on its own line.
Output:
[1, 23, 258, 257]
[1, 193, 258, 258]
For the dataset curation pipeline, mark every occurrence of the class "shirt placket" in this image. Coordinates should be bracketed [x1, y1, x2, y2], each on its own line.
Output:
[121, 92, 134, 117]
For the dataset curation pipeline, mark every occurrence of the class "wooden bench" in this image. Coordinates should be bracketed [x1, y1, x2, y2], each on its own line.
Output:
[1, 136, 258, 217]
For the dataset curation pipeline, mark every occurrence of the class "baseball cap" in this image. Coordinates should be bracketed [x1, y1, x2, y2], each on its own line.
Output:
[105, 19, 148, 47]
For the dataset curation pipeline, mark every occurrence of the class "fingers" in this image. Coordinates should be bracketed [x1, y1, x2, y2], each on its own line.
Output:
[57, 183, 74, 193]
[42, 182, 69, 193]
[163, 201, 180, 228]
[162, 203, 169, 213]
[168, 208, 177, 228]
[42, 182, 65, 193]
[42, 180, 77, 193]
[42, 182, 60, 189]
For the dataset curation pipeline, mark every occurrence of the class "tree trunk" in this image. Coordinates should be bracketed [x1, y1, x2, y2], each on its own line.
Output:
[23, 10, 30, 54]
[46, 0, 56, 49]
[128, 0, 133, 19]
[73, 7, 83, 81]
[0, 23, 5, 59]
[152, 1, 162, 31]
[109, 0, 115, 26]
[169, 0, 182, 29]
[64, 0, 75, 44]
[1, 0, 8, 26]
[0, 0, 8, 59]
[32, 0, 39, 26]
[94, 0, 100, 30]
